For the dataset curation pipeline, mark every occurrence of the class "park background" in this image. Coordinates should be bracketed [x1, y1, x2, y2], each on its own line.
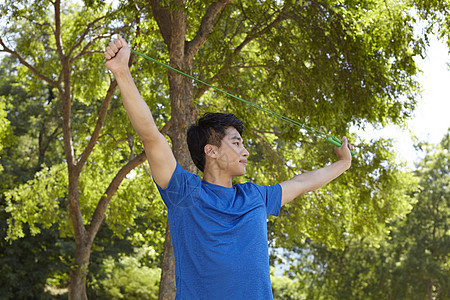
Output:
[0, 0, 449, 299]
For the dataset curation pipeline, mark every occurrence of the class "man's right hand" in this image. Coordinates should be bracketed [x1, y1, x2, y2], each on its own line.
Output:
[103, 35, 130, 75]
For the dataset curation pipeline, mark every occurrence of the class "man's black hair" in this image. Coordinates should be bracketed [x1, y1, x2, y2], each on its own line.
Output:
[187, 112, 244, 172]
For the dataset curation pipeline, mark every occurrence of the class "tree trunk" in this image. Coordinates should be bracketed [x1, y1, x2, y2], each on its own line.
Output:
[158, 225, 176, 299]
[150, 1, 232, 297]
[68, 242, 91, 300]
[66, 170, 89, 300]
[157, 5, 198, 297]
[427, 278, 433, 300]
[158, 52, 197, 300]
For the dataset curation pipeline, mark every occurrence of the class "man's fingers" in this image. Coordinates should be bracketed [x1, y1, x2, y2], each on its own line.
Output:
[340, 136, 354, 152]
[118, 34, 126, 45]
[113, 38, 122, 50]
[105, 46, 116, 59]
[105, 38, 123, 60]
[106, 36, 127, 60]
[109, 41, 119, 53]
[103, 35, 129, 69]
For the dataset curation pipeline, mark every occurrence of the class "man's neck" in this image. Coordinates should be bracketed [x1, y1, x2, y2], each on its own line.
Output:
[202, 169, 233, 188]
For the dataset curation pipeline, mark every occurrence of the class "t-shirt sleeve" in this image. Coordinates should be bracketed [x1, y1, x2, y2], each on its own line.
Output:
[154, 162, 201, 209]
[256, 183, 282, 217]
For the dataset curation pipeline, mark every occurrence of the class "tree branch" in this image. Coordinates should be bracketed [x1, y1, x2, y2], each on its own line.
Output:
[76, 80, 118, 174]
[86, 151, 147, 241]
[233, 8, 286, 57]
[185, 0, 233, 59]
[251, 129, 302, 174]
[39, 124, 62, 157]
[53, 0, 65, 61]
[160, 118, 173, 135]
[70, 34, 109, 64]
[149, 0, 172, 46]
[126, 129, 135, 160]
[197, 9, 287, 98]
[250, 128, 280, 136]
[21, 15, 55, 34]
[231, 64, 267, 69]
[99, 133, 128, 148]
[68, 15, 107, 59]
[70, 28, 129, 64]
[252, 130, 285, 164]
[0, 37, 58, 88]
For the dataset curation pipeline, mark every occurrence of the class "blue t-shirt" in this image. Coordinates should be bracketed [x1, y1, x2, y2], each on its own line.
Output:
[156, 163, 282, 299]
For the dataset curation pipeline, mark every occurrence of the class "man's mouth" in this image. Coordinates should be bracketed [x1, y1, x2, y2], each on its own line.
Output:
[239, 160, 247, 166]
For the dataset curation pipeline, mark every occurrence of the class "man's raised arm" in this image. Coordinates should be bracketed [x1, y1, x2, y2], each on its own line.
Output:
[103, 36, 176, 188]
[279, 137, 353, 206]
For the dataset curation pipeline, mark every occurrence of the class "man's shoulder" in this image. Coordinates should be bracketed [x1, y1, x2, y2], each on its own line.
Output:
[157, 162, 202, 208]
[158, 162, 201, 191]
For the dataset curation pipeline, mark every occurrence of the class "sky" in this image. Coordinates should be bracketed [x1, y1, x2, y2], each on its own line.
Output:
[356, 34, 450, 169]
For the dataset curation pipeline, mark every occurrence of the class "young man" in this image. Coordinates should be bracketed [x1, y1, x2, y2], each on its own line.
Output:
[103, 36, 353, 299]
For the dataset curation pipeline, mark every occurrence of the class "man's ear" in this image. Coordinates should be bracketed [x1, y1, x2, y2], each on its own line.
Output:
[204, 144, 217, 158]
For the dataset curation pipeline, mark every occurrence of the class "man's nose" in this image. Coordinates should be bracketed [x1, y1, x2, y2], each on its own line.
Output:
[242, 147, 249, 157]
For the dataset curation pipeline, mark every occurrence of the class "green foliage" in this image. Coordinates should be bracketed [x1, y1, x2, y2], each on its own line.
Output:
[104, 165, 167, 240]
[270, 136, 417, 249]
[390, 130, 450, 299]
[0, 224, 73, 300]
[0, 0, 424, 253]
[89, 255, 161, 300]
[199, 0, 421, 130]
[0, 0, 161, 240]
[0, 1, 166, 297]
[278, 130, 449, 299]
[191, 0, 422, 246]
[0, 55, 64, 190]
[5, 163, 68, 238]
[413, 0, 450, 40]
[1, 0, 448, 298]
[2, 1, 421, 251]
[271, 275, 305, 300]
[0, 52, 72, 299]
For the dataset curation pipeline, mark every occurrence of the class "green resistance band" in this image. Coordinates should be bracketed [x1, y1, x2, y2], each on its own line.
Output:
[103, 49, 356, 156]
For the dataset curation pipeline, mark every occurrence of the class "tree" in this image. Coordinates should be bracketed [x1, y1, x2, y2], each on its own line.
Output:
[390, 131, 449, 299]
[1, 0, 429, 298]
[138, 0, 422, 296]
[89, 255, 161, 300]
[413, 0, 450, 39]
[0, 54, 73, 299]
[278, 130, 449, 299]
[271, 274, 305, 300]
[0, 1, 154, 298]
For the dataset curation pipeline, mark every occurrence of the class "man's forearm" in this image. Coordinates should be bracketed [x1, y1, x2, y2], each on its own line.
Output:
[280, 137, 353, 205]
[292, 159, 350, 193]
[103, 35, 177, 189]
[280, 159, 351, 205]
[114, 69, 161, 142]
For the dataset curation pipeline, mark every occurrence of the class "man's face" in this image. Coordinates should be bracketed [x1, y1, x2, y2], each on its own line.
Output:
[214, 127, 249, 177]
